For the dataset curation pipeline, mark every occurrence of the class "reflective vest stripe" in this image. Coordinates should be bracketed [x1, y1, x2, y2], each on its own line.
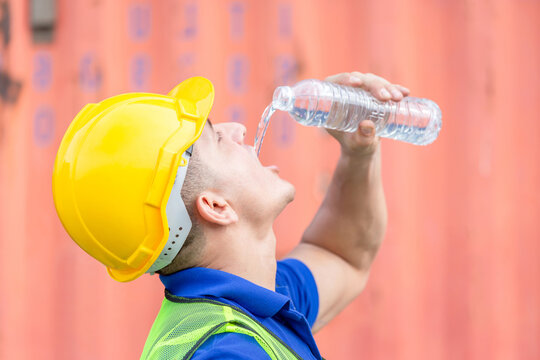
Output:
[140, 293, 302, 360]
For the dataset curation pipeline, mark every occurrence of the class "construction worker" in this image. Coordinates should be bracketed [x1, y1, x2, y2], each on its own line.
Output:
[53, 72, 409, 359]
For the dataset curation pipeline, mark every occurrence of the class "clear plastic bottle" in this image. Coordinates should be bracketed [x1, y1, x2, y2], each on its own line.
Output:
[272, 79, 442, 145]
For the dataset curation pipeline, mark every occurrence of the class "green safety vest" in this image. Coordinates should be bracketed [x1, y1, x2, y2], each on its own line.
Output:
[141, 291, 303, 360]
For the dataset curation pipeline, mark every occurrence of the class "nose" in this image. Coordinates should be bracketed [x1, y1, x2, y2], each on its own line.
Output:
[221, 122, 246, 145]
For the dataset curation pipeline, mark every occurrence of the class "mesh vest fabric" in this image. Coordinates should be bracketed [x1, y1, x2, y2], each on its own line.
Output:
[140, 292, 303, 360]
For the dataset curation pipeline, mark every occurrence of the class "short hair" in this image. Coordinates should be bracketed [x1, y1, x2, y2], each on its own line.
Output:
[158, 143, 207, 275]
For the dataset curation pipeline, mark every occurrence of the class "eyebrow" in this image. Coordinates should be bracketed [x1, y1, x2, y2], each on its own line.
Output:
[207, 118, 215, 135]
[206, 118, 217, 141]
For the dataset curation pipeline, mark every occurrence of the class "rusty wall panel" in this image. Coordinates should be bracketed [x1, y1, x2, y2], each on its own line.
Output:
[1, 0, 539, 359]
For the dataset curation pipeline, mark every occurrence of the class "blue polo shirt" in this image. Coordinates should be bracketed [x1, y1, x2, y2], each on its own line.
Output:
[159, 258, 322, 359]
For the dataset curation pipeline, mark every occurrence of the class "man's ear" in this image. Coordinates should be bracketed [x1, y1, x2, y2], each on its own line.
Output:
[196, 191, 239, 226]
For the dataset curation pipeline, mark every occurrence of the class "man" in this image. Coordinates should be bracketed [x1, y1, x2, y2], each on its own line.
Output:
[53, 71, 409, 359]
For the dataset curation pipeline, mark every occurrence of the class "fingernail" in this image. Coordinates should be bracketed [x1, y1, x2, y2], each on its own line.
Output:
[380, 88, 391, 99]
[351, 76, 363, 83]
[361, 125, 374, 136]
[391, 89, 403, 99]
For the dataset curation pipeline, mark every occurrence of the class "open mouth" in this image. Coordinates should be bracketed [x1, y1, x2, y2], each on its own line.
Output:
[245, 145, 279, 174]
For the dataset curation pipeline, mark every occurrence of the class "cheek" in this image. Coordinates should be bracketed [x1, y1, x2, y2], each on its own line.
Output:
[229, 164, 269, 200]
[211, 147, 271, 191]
[212, 158, 255, 189]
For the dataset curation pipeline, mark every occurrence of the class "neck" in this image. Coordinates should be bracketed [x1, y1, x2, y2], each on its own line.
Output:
[199, 222, 277, 291]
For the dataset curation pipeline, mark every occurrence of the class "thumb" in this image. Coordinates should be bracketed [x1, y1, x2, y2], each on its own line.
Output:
[359, 120, 375, 137]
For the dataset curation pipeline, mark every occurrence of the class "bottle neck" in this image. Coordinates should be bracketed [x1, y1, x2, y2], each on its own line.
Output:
[272, 86, 294, 111]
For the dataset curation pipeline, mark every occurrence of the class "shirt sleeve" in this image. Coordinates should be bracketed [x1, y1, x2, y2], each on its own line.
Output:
[275, 258, 320, 328]
[190, 333, 272, 360]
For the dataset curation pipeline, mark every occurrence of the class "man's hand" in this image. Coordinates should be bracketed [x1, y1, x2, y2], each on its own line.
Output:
[286, 71, 404, 332]
[324, 72, 410, 157]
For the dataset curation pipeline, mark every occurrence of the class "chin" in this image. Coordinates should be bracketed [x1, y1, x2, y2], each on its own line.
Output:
[264, 180, 295, 218]
[279, 182, 296, 207]
[286, 183, 296, 203]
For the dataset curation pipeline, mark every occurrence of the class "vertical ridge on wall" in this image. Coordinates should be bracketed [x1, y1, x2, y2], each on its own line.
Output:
[0, 0, 539, 359]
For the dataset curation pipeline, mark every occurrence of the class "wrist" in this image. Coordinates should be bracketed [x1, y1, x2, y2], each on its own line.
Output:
[339, 142, 380, 165]
[337, 150, 380, 181]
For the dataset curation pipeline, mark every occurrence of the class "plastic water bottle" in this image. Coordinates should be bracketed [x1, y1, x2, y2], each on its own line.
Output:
[272, 79, 442, 145]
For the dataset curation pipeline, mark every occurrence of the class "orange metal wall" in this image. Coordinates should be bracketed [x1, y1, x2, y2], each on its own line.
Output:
[1, 0, 539, 359]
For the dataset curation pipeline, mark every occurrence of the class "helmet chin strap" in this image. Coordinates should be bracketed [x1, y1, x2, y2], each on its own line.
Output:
[147, 146, 193, 274]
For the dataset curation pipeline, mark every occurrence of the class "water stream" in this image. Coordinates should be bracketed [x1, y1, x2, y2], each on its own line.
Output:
[253, 104, 276, 157]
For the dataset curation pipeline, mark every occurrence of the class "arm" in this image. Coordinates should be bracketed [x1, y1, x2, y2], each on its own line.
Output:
[287, 72, 409, 332]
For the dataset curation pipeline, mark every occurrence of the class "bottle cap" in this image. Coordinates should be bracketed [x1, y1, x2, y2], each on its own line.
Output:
[272, 86, 294, 111]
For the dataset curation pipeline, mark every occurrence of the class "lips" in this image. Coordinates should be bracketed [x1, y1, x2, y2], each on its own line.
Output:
[245, 145, 279, 174]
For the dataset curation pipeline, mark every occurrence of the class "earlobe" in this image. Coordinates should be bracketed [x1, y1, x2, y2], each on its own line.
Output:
[196, 192, 239, 226]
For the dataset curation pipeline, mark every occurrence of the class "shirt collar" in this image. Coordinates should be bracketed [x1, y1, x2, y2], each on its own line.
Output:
[160, 267, 291, 318]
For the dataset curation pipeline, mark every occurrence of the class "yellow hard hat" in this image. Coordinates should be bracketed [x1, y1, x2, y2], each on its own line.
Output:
[52, 76, 214, 282]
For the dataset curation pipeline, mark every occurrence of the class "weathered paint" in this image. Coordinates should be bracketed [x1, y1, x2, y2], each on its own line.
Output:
[1, 0, 539, 359]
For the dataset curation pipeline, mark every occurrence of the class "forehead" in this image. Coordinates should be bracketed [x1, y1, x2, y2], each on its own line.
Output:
[200, 119, 214, 140]
[192, 119, 215, 154]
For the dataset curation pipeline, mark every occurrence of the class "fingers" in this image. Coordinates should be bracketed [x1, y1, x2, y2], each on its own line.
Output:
[325, 71, 410, 102]
[371, 82, 410, 102]
[361, 73, 402, 102]
[325, 72, 364, 87]
[327, 119, 379, 156]
[395, 84, 410, 96]
[324, 72, 355, 84]
[349, 71, 365, 86]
